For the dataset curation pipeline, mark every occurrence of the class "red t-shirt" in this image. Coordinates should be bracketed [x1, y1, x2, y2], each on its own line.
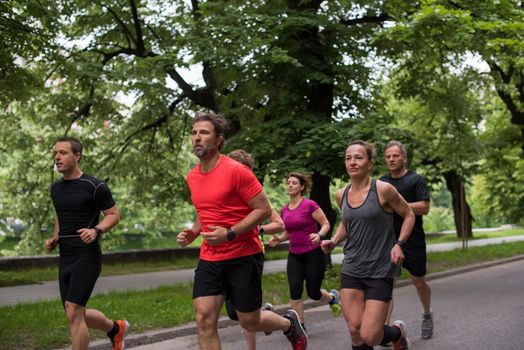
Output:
[186, 155, 264, 261]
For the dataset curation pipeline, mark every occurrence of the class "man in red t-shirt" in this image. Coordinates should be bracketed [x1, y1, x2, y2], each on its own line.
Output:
[177, 112, 308, 350]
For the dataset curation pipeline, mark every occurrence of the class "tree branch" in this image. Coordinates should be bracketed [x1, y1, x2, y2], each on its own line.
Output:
[129, 0, 146, 53]
[340, 13, 391, 27]
[64, 86, 95, 136]
[101, 3, 137, 48]
[488, 61, 519, 118]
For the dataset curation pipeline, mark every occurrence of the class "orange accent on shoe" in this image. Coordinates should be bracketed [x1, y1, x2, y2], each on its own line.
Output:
[112, 320, 129, 350]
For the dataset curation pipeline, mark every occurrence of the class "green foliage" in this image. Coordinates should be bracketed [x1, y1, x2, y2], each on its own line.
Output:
[473, 97, 524, 224]
[2, 0, 524, 255]
[424, 206, 455, 233]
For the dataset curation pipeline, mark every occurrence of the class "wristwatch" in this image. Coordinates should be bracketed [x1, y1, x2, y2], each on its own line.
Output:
[259, 226, 265, 235]
[227, 227, 236, 241]
[395, 239, 406, 250]
[94, 227, 103, 238]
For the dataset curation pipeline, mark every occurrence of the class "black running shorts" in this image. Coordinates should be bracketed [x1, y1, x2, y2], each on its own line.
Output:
[401, 246, 427, 277]
[193, 253, 264, 314]
[59, 252, 102, 307]
[340, 274, 394, 302]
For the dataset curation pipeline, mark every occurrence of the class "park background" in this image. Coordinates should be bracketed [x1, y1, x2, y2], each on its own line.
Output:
[1, 2, 524, 349]
[1, 0, 523, 255]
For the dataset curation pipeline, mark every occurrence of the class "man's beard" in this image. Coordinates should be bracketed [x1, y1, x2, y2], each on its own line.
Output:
[192, 146, 207, 158]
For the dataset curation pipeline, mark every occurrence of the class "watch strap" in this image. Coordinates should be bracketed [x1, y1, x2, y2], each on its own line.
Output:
[227, 227, 236, 241]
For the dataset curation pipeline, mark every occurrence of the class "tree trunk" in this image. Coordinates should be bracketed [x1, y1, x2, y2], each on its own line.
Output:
[443, 171, 473, 238]
[310, 172, 337, 266]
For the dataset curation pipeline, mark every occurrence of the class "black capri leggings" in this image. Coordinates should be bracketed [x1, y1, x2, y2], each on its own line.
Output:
[287, 247, 326, 301]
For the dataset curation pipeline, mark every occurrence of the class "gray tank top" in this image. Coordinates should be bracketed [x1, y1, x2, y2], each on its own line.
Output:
[341, 179, 398, 278]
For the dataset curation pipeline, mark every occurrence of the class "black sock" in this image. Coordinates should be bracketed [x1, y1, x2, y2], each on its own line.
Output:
[380, 324, 401, 345]
[107, 320, 119, 339]
[352, 344, 374, 350]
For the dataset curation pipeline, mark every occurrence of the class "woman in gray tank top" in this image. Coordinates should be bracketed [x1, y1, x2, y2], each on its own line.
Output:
[321, 140, 415, 350]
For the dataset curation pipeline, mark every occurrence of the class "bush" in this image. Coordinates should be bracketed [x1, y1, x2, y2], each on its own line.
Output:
[424, 206, 455, 233]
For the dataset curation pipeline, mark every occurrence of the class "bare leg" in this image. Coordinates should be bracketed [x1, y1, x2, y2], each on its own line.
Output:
[290, 299, 305, 325]
[65, 301, 89, 350]
[384, 278, 397, 325]
[242, 328, 257, 350]
[237, 309, 291, 333]
[340, 288, 366, 346]
[85, 308, 113, 332]
[411, 275, 432, 314]
[193, 295, 224, 350]
[320, 288, 334, 303]
[359, 300, 389, 346]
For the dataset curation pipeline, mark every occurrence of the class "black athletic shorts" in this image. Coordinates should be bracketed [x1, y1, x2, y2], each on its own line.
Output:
[59, 252, 102, 307]
[340, 273, 394, 302]
[193, 253, 264, 314]
[401, 246, 427, 277]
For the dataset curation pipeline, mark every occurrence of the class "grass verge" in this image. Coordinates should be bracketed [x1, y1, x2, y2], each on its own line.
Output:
[1, 241, 524, 350]
[1, 226, 522, 287]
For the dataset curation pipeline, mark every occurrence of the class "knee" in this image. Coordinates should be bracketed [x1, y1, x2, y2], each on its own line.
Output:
[64, 302, 84, 324]
[360, 328, 382, 346]
[239, 318, 258, 332]
[307, 290, 322, 301]
[348, 323, 361, 338]
[195, 311, 218, 331]
[413, 278, 430, 290]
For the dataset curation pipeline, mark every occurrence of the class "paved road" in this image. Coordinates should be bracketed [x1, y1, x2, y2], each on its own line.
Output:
[131, 258, 524, 350]
[2, 235, 524, 306]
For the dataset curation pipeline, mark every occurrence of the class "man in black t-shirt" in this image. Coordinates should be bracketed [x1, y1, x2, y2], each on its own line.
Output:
[44, 137, 129, 350]
[380, 140, 434, 341]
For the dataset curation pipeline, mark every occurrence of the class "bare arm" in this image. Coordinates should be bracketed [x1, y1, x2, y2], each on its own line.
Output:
[409, 200, 430, 215]
[77, 205, 120, 244]
[260, 209, 285, 235]
[44, 218, 59, 251]
[321, 188, 347, 253]
[312, 208, 330, 236]
[96, 205, 121, 233]
[381, 184, 415, 242]
[309, 207, 331, 245]
[379, 181, 415, 265]
[203, 190, 271, 245]
[269, 229, 290, 247]
[177, 217, 202, 247]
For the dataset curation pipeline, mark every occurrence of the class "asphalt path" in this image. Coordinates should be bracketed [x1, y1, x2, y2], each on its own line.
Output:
[3, 235, 524, 306]
[130, 258, 524, 350]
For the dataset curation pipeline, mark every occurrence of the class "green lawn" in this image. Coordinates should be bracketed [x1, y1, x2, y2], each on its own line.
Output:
[1, 227, 522, 287]
[1, 241, 524, 350]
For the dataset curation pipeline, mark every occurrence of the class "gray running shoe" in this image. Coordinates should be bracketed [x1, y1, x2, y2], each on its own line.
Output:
[421, 312, 434, 339]
[262, 303, 274, 336]
[283, 309, 308, 350]
[392, 320, 410, 350]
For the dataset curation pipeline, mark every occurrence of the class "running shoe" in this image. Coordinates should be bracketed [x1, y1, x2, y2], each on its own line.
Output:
[283, 309, 308, 350]
[328, 289, 341, 317]
[111, 320, 129, 350]
[421, 312, 434, 339]
[262, 303, 275, 336]
[392, 320, 410, 350]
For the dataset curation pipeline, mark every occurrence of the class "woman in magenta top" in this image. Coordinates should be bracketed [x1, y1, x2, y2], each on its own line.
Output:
[269, 172, 340, 331]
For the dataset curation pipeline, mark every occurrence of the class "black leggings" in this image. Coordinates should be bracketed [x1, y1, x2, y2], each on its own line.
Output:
[287, 247, 326, 300]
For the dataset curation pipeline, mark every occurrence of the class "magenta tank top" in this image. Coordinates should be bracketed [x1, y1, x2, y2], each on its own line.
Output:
[281, 198, 320, 254]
